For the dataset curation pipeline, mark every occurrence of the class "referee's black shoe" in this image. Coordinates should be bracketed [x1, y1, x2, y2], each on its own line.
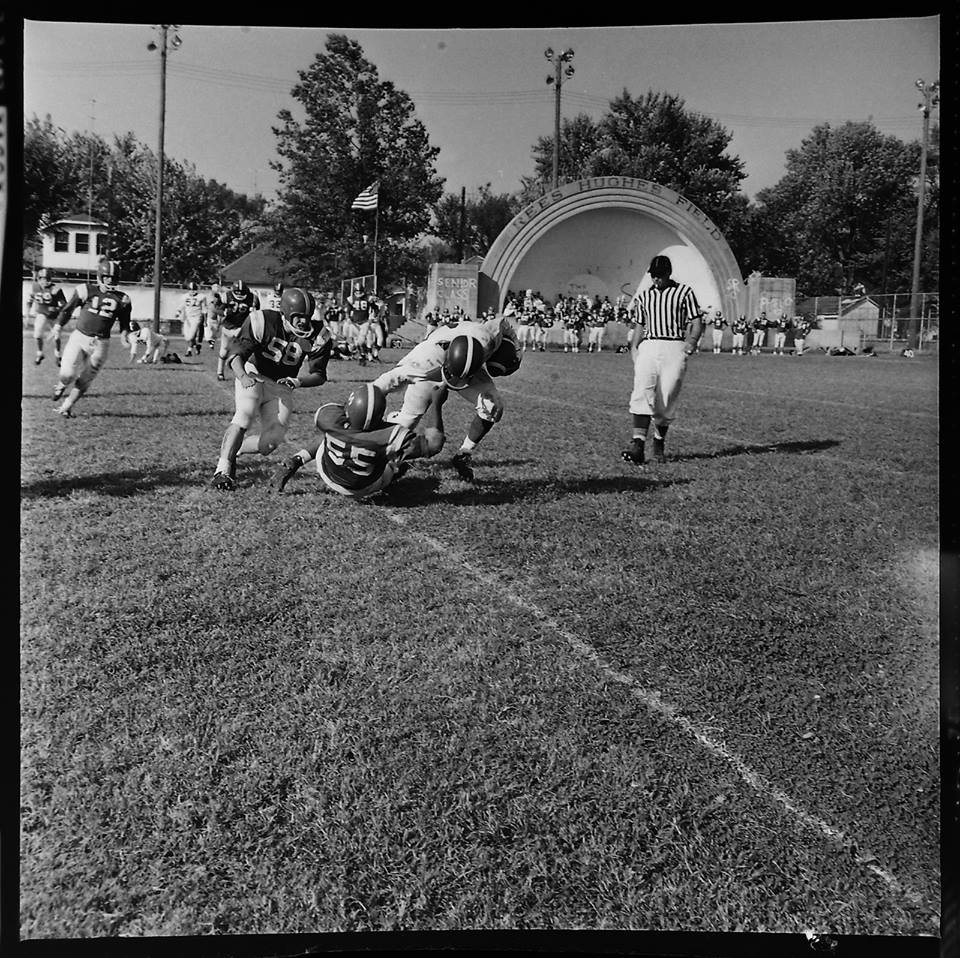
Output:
[651, 437, 667, 464]
[621, 439, 645, 465]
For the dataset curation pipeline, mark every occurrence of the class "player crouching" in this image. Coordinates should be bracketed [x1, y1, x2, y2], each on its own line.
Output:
[270, 382, 447, 498]
[209, 287, 331, 490]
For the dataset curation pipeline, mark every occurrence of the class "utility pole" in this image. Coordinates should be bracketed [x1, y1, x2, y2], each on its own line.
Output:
[544, 47, 575, 190]
[908, 78, 939, 350]
[457, 186, 466, 262]
[87, 99, 95, 283]
[147, 25, 182, 333]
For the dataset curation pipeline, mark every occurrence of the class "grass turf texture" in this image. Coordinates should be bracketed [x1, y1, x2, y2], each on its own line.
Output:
[20, 339, 939, 937]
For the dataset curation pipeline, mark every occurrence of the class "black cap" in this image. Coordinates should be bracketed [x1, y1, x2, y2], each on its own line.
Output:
[649, 255, 672, 278]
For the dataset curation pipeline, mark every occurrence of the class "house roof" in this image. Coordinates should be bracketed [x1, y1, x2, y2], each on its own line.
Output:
[41, 213, 109, 231]
[220, 243, 288, 285]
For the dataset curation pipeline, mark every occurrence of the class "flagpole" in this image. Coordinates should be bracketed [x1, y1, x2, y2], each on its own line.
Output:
[373, 203, 379, 295]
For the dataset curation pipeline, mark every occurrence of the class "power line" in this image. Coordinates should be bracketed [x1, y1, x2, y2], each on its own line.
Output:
[30, 58, 927, 130]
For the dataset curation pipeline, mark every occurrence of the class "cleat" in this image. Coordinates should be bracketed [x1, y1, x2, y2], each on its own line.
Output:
[185, 348, 193, 357]
[52, 385, 66, 402]
[394, 461, 410, 481]
[208, 340, 215, 349]
[270, 455, 303, 492]
[621, 442, 645, 465]
[57, 406, 73, 419]
[34, 354, 44, 365]
[209, 471, 235, 491]
[217, 373, 226, 381]
[451, 452, 475, 482]
[652, 437, 666, 464]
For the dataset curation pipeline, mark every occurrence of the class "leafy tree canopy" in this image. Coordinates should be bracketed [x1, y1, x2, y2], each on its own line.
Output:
[267, 34, 445, 291]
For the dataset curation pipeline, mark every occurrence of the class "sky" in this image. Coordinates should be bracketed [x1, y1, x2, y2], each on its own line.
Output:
[22, 17, 940, 206]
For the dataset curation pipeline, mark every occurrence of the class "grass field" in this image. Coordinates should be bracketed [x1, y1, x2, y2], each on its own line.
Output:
[19, 333, 940, 940]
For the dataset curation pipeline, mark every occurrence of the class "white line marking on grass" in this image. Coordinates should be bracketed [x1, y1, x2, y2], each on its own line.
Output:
[499, 386, 927, 478]
[384, 509, 926, 911]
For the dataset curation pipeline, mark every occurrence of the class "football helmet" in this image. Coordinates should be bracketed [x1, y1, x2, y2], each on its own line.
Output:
[280, 287, 317, 336]
[441, 335, 485, 390]
[129, 321, 141, 332]
[98, 260, 121, 289]
[486, 338, 521, 378]
[345, 382, 386, 431]
[274, 281, 285, 296]
[37, 268, 50, 282]
[188, 281, 198, 292]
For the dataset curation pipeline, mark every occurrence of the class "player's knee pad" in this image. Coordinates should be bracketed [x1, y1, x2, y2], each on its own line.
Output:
[477, 396, 503, 423]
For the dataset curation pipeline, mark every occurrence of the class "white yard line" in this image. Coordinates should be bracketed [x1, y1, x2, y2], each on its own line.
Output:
[499, 386, 930, 479]
[385, 509, 927, 912]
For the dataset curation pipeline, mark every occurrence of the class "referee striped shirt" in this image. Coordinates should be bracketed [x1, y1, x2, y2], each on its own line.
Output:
[634, 281, 701, 339]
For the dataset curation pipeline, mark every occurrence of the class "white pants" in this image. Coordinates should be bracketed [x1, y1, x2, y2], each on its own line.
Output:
[712, 328, 724, 350]
[775, 332, 787, 350]
[732, 333, 745, 351]
[588, 326, 605, 348]
[517, 324, 534, 346]
[60, 330, 110, 387]
[232, 376, 295, 452]
[392, 371, 503, 429]
[629, 339, 688, 427]
[181, 312, 205, 345]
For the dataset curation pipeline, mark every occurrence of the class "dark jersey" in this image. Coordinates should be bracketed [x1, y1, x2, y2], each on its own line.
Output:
[314, 403, 417, 494]
[732, 319, 749, 335]
[348, 294, 371, 325]
[229, 309, 327, 383]
[711, 315, 727, 329]
[776, 316, 791, 331]
[30, 282, 67, 317]
[753, 316, 768, 331]
[57, 283, 133, 339]
[222, 290, 260, 330]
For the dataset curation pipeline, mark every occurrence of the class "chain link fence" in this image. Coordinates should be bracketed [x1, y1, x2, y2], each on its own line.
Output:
[795, 291, 939, 353]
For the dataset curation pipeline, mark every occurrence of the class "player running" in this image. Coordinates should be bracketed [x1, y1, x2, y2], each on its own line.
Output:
[209, 287, 332, 491]
[216, 280, 260, 381]
[51, 260, 133, 418]
[270, 381, 448, 498]
[27, 269, 68, 366]
[175, 282, 207, 357]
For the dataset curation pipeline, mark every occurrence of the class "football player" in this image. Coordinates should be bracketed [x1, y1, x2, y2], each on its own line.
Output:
[216, 279, 261, 381]
[346, 282, 373, 364]
[773, 312, 791, 355]
[709, 309, 728, 353]
[51, 260, 133, 418]
[270, 381, 448, 498]
[209, 287, 332, 491]
[203, 281, 226, 351]
[731, 315, 749, 355]
[369, 312, 521, 482]
[123, 321, 169, 365]
[516, 293, 536, 352]
[533, 305, 553, 352]
[265, 281, 284, 312]
[175, 282, 207, 357]
[751, 312, 768, 355]
[27, 268, 68, 366]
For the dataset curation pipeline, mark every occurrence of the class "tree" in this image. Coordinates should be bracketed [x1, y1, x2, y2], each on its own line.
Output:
[751, 121, 921, 293]
[521, 92, 746, 231]
[431, 184, 520, 261]
[23, 115, 265, 282]
[268, 34, 445, 291]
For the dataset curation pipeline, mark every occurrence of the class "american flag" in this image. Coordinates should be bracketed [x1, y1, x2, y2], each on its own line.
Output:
[351, 181, 379, 211]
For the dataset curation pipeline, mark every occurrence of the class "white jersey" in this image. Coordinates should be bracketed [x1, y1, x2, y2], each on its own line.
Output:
[131, 327, 166, 352]
[373, 315, 516, 395]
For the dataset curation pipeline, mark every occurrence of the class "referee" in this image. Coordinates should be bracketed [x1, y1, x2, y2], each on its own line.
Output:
[622, 255, 703, 465]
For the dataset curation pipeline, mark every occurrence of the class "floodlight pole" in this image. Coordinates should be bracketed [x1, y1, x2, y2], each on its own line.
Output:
[152, 26, 168, 333]
[545, 48, 575, 190]
[908, 78, 939, 350]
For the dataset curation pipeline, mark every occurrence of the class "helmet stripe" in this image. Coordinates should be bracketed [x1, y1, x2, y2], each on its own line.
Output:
[363, 383, 375, 430]
[463, 336, 474, 378]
